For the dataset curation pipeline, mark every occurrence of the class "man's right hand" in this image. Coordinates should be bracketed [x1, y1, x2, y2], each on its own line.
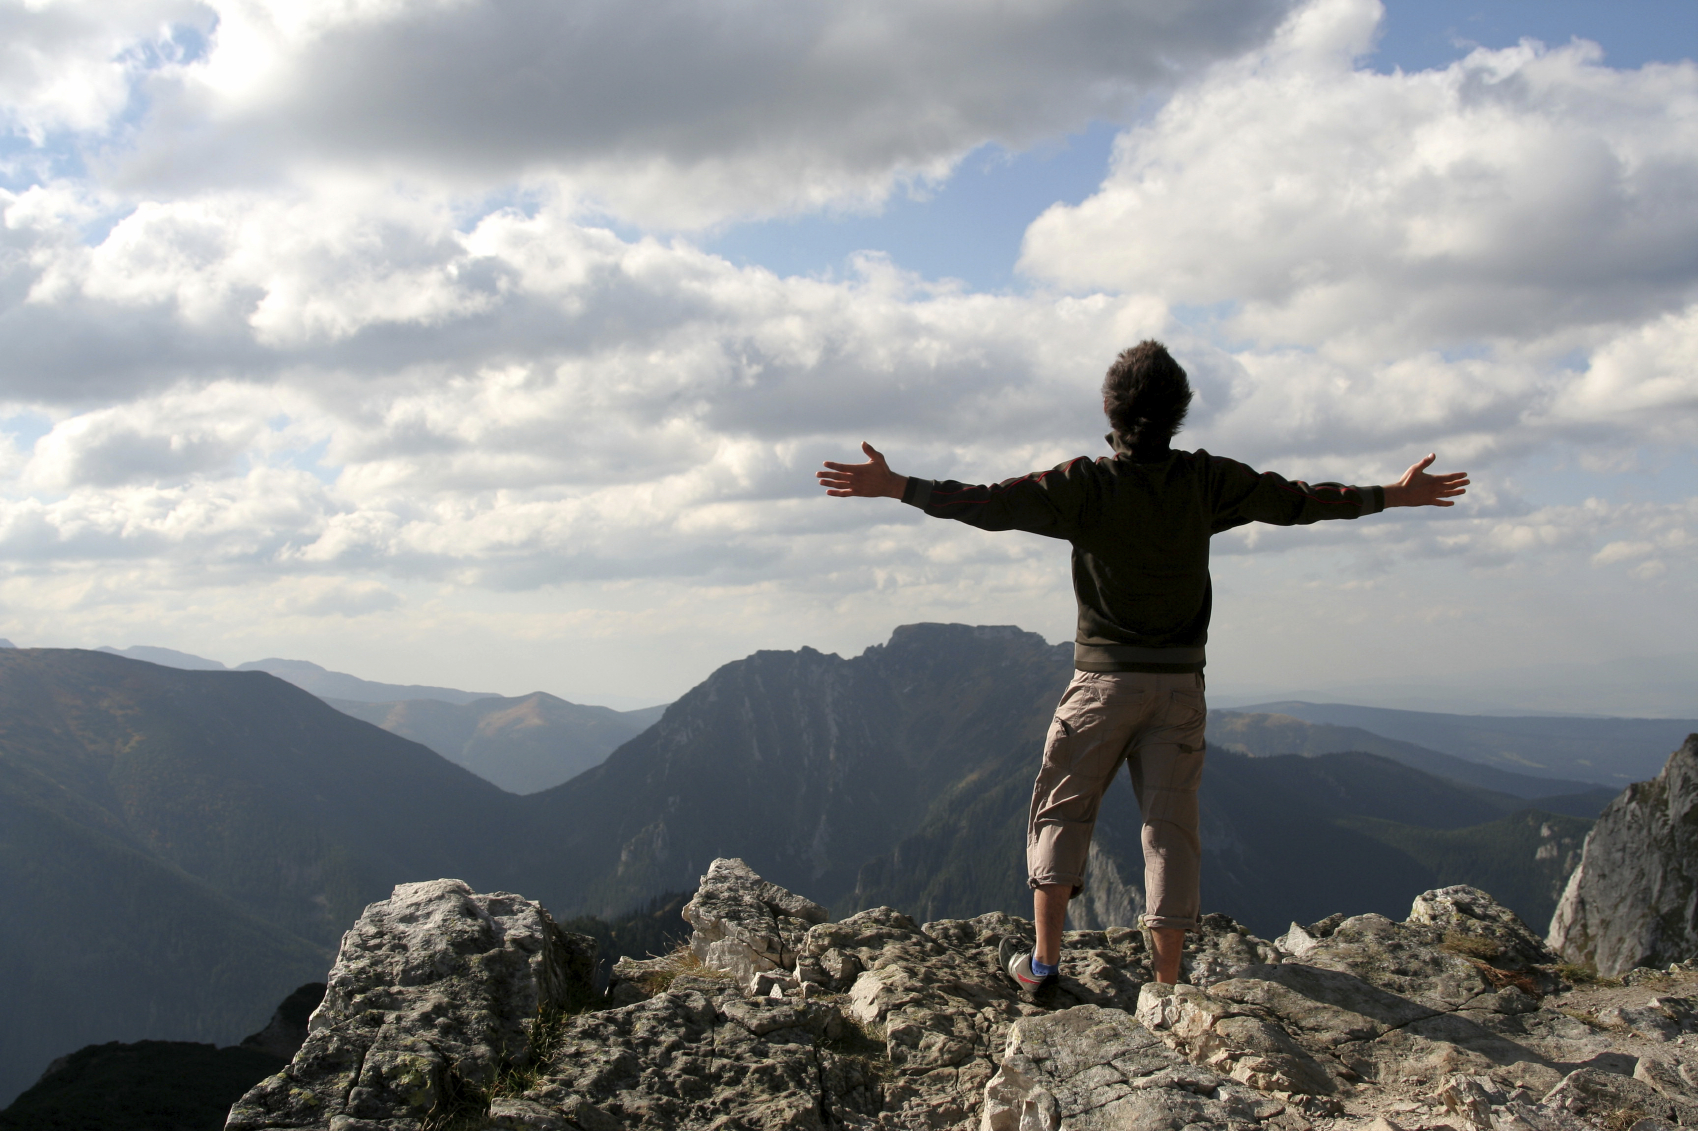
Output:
[817, 442, 908, 499]
[1383, 453, 1469, 508]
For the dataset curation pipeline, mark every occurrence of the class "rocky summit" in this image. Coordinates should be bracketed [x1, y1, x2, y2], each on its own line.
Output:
[233, 860, 1698, 1131]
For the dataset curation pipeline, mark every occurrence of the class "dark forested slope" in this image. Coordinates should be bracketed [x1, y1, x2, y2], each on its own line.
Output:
[0, 648, 526, 1103]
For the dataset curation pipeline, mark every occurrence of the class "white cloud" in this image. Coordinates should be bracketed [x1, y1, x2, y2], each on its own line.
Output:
[1020, 0, 1698, 358]
[0, 0, 206, 142]
[1552, 305, 1698, 427]
[25, 383, 272, 488]
[1, 0, 1299, 228]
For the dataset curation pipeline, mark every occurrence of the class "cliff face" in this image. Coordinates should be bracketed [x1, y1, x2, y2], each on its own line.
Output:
[523, 623, 1076, 919]
[232, 860, 1698, 1131]
[1550, 734, 1698, 977]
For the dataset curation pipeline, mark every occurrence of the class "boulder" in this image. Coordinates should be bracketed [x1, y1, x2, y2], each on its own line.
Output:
[1551, 735, 1698, 976]
[1136, 982, 1338, 1097]
[980, 1004, 1289, 1131]
[684, 857, 828, 982]
[225, 879, 597, 1130]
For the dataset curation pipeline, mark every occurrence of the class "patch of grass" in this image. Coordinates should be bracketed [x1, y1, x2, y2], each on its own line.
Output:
[432, 992, 607, 1125]
[488, 1005, 572, 1102]
[420, 1068, 490, 1131]
[1603, 1106, 1648, 1131]
[1556, 962, 1600, 985]
[627, 943, 734, 995]
[1440, 931, 1502, 961]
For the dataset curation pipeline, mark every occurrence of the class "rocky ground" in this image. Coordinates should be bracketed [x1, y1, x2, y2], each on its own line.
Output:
[229, 859, 1698, 1131]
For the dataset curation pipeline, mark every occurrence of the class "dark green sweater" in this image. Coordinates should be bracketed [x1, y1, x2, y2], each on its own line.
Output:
[901, 438, 1385, 672]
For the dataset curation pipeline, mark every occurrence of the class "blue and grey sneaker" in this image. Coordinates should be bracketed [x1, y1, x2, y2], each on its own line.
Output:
[998, 935, 1059, 1000]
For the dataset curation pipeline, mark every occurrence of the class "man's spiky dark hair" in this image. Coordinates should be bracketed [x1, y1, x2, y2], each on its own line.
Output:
[1102, 340, 1193, 448]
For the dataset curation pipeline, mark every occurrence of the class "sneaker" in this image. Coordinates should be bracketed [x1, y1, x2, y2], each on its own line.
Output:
[998, 935, 1059, 1000]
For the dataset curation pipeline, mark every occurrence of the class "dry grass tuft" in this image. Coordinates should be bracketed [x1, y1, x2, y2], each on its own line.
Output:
[633, 943, 734, 995]
[1440, 931, 1502, 961]
[1555, 962, 1600, 985]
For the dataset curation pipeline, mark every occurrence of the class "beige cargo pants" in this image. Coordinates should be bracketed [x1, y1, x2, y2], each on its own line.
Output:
[1026, 669, 1207, 930]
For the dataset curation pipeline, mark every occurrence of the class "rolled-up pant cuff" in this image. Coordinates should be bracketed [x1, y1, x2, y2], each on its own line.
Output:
[1027, 871, 1084, 895]
[1141, 913, 1198, 931]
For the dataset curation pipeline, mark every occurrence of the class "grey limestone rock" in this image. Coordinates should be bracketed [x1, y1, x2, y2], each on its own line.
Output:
[1551, 735, 1698, 977]
[1136, 981, 1340, 1098]
[1540, 1066, 1698, 1126]
[685, 857, 829, 983]
[979, 1004, 1293, 1131]
[226, 860, 1698, 1131]
[225, 878, 597, 1131]
[524, 985, 865, 1130]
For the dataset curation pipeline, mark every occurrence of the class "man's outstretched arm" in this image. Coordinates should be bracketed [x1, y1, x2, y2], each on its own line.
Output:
[1383, 453, 1469, 508]
[818, 443, 1091, 537]
[1213, 450, 1470, 531]
[816, 442, 907, 498]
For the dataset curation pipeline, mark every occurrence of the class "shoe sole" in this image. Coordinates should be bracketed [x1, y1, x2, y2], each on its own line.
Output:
[997, 935, 1030, 988]
[998, 935, 1060, 1000]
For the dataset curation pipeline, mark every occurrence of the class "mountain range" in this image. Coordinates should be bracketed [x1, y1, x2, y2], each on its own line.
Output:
[96, 645, 501, 703]
[1237, 700, 1698, 787]
[0, 628, 1687, 1105]
[93, 642, 1689, 798]
[1208, 650, 1698, 717]
[1204, 709, 1606, 801]
[97, 645, 666, 793]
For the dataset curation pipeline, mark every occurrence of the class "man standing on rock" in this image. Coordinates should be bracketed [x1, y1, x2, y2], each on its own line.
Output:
[816, 340, 1468, 995]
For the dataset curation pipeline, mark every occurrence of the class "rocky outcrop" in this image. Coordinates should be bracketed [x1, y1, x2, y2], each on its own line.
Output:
[227, 879, 597, 1130]
[684, 857, 829, 983]
[234, 864, 1698, 1131]
[1551, 735, 1698, 976]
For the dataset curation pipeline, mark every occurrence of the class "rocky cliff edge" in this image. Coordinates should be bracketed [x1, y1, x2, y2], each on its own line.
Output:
[1551, 734, 1698, 978]
[231, 858, 1698, 1131]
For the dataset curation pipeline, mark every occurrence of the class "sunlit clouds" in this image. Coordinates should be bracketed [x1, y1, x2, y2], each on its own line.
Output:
[0, 0, 1693, 707]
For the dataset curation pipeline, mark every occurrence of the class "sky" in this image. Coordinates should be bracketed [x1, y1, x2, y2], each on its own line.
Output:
[1, 0, 1695, 714]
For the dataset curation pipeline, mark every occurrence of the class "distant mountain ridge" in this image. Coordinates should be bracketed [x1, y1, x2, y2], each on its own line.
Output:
[326, 693, 667, 794]
[97, 646, 501, 704]
[98, 646, 668, 791]
[513, 625, 1610, 936]
[234, 658, 500, 705]
[1208, 710, 1608, 804]
[1242, 701, 1698, 786]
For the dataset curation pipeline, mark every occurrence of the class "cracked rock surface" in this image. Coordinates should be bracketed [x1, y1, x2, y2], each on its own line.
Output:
[232, 866, 1698, 1131]
[226, 878, 597, 1131]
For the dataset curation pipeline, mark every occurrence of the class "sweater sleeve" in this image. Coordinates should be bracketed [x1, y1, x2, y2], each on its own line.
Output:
[1207, 455, 1385, 533]
[902, 457, 1097, 539]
